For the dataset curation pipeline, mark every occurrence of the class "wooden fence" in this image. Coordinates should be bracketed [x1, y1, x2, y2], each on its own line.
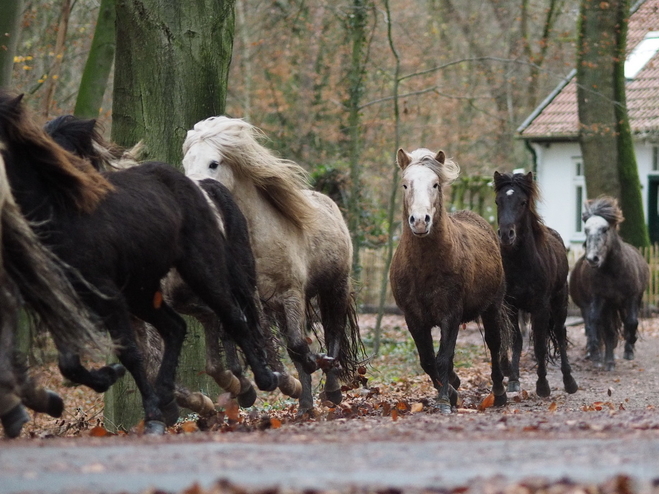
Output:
[359, 246, 659, 315]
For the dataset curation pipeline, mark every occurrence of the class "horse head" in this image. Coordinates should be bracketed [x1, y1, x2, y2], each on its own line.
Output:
[582, 196, 624, 268]
[493, 171, 538, 248]
[397, 147, 459, 237]
[182, 116, 245, 191]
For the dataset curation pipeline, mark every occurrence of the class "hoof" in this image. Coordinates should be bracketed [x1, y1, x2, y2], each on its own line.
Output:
[624, 349, 635, 361]
[278, 375, 302, 399]
[493, 392, 507, 407]
[109, 363, 126, 379]
[237, 385, 257, 408]
[435, 399, 452, 414]
[255, 371, 278, 392]
[45, 390, 64, 418]
[564, 376, 578, 394]
[1, 404, 30, 439]
[144, 420, 167, 435]
[605, 361, 616, 372]
[324, 388, 343, 406]
[161, 399, 180, 427]
[536, 379, 551, 398]
[296, 406, 314, 418]
[507, 380, 521, 393]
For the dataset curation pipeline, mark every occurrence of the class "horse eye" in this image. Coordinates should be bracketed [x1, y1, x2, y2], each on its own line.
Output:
[209, 160, 220, 170]
[433, 183, 439, 189]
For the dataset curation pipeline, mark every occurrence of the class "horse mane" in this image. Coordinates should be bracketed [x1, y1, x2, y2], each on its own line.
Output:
[407, 148, 460, 185]
[583, 196, 625, 227]
[44, 114, 143, 171]
[0, 92, 113, 213]
[493, 171, 546, 238]
[183, 116, 315, 230]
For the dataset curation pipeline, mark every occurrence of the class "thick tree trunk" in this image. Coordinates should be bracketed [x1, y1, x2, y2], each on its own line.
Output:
[577, 0, 649, 247]
[74, 0, 116, 119]
[106, 0, 236, 431]
[0, 0, 23, 89]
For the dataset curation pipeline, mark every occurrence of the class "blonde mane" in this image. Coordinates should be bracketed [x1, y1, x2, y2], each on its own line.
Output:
[183, 117, 315, 229]
[407, 148, 460, 185]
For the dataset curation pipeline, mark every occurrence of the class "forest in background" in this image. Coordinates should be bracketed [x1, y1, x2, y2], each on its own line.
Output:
[7, 0, 580, 246]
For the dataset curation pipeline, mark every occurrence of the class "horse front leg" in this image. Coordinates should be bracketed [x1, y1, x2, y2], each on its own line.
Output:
[482, 305, 508, 407]
[585, 298, 605, 366]
[530, 309, 551, 397]
[435, 319, 461, 414]
[505, 306, 522, 392]
[407, 318, 445, 411]
[551, 293, 578, 394]
[622, 298, 641, 361]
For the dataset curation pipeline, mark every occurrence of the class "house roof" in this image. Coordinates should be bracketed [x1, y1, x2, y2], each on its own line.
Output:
[518, 0, 659, 140]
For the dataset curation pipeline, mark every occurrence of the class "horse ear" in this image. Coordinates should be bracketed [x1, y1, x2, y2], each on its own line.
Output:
[493, 171, 502, 180]
[525, 171, 534, 181]
[8, 94, 24, 109]
[435, 150, 445, 164]
[83, 119, 97, 132]
[397, 148, 411, 170]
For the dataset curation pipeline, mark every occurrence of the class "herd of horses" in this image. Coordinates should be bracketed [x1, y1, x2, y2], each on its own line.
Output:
[0, 88, 650, 438]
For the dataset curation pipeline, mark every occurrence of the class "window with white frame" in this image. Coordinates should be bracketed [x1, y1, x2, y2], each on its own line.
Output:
[573, 157, 585, 234]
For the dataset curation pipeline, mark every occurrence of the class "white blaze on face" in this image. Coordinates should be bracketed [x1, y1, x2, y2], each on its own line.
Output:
[584, 215, 610, 267]
[506, 189, 514, 196]
[402, 164, 440, 236]
[182, 140, 235, 190]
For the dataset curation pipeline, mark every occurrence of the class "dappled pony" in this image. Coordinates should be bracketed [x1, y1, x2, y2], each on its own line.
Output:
[390, 148, 510, 413]
[569, 197, 649, 371]
[0, 91, 278, 434]
[182, 116, 363, 414]
[44, 114, 302, 412]
[493, 171, 578, 397]
[0, 152, 106, 438]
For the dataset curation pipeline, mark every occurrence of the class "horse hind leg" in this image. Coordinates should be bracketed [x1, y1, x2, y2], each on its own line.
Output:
[550, 296, 578, 394]
[622, 300, 641, 361]
[504, 307, 522, 393]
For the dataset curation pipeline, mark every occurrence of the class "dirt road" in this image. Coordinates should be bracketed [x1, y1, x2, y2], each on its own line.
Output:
[3, 315, 659, 493]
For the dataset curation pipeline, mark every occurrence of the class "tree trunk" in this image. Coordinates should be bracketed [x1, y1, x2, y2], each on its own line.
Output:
[0, 0, 23, 89]
[41, 0, 71, 118]
[106, 0, 236, 431]
[577, 0, 649, 247]
[344, 0, 370, 281]
[74, 0, 116, 119]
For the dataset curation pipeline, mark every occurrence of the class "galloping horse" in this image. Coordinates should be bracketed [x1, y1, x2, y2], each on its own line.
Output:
[0, 91, 278, 433]
[493, 171, 578, 397]
[0, 152, 106, 438]
[569, 197, 649, 371]
[44, 114, 302, 411]
[182, 116, 362, 414]
[390, 148, 510, 413]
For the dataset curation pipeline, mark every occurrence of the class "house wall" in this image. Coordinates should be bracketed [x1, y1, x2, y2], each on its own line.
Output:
[531, 140, 658, 250]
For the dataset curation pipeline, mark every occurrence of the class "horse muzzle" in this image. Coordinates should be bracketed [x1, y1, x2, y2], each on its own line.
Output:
[409, 214, 431, 236]
[497, 227, 516, 247]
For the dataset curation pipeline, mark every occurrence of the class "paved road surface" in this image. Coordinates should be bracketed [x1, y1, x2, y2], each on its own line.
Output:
[2, 438, 659, 493]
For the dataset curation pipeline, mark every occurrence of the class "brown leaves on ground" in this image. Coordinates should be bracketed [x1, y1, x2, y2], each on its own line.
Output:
[143, 474, 639, 494]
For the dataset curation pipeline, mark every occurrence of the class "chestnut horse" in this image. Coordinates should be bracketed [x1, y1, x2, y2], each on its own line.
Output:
[390, 148, 510, 413]
[570, 197, 649, 370]
[494, 171, 578, 397]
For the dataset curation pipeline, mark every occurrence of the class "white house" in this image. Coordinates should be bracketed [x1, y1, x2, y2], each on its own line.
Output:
[517, 0, 659, 250]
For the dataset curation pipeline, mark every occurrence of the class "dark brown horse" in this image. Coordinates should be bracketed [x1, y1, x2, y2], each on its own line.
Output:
[0, 91, 278, 434]
[494, 171, 578, 397]
[390, 148, 511, 414]
[569, 197, 649, 371]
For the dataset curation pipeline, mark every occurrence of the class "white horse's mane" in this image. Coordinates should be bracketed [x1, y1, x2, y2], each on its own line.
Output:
[183, 117, 315, 229]
[407, 148, 460, 185]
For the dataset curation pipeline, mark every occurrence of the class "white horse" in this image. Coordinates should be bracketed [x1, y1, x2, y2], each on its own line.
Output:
[182, 116, 362, 414]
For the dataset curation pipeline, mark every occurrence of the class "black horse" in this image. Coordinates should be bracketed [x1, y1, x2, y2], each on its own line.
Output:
[0, 91, 278, 434]
[493, 171, 578, 397]
[569, 197, 650, 371]
[44, 114, 301, 412]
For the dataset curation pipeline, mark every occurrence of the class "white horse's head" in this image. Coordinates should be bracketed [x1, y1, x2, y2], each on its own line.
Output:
[397, 148, 459, 237]
[182, 116, 253, 191]
[582, 196, 624, 268]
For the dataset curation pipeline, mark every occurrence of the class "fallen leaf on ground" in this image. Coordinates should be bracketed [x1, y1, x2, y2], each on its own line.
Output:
[478, 393, 494, 411]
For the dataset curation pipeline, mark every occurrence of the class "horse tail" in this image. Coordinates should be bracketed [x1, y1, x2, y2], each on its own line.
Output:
[2, 199, 108, 356]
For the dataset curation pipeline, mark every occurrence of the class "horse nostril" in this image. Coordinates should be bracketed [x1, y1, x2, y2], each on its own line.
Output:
[424, 215, 430, 223]
[409, 215, 415, 224]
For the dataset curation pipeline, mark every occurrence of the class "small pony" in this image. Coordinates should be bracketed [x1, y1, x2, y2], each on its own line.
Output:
[182, 116, 363, 414]
[569, 197, 649, 370]
[0, 91, 278, 434]
[390, 148, 511, 413]
[493, 171, 578, 397]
